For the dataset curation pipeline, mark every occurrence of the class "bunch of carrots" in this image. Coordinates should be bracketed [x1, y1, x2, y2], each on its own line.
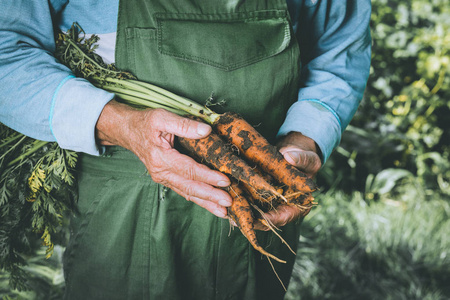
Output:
[178, 114, 317, 263]
[54, 24, 319, 264]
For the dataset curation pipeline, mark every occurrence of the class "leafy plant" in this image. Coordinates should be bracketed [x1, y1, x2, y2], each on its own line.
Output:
[0, 126, 76, 290]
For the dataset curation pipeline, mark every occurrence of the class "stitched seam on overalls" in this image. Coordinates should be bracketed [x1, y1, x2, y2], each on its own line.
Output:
[64, 177, 114, 281]
[125, 28, 136, 73]
[154, 10, 287, 21]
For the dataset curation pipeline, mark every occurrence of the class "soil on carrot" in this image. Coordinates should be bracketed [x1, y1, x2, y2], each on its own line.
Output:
[178, 133, 284, 200]
[213, 112, 318, 194]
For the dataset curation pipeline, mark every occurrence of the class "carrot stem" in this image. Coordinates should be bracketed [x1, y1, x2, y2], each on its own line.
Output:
[90, 76, 221, 124]
[7, 140, 48, 167]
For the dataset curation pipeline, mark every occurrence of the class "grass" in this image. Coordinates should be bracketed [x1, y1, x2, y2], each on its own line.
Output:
[286, 186, 450, 300]
[1, 183, 449, 300]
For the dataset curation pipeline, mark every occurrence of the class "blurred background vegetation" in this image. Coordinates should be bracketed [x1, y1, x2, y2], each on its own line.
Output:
[287, 0, 450, 299]
[1, 0, 449, 299]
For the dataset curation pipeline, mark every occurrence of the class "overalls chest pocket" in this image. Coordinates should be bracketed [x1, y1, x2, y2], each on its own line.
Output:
[155, 10, 292, 71]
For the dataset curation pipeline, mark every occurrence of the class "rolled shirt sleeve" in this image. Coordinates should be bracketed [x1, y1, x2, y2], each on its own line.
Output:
[0, 0, 114, 155]
[280, 0, 372, 163]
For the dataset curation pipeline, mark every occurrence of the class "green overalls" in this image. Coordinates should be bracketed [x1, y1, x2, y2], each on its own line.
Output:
[63, 1, 302, 299]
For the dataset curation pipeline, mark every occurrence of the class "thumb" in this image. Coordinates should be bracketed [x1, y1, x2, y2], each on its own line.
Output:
[159, 111, 212, 139]
[283, 150, 302, 165]
[281, 148, 321, 177]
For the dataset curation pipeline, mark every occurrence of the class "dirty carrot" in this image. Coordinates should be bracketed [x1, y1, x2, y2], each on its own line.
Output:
[227, 180, 285, 264]
[177, 133, 286, 202]
[213, 112, 318, 194]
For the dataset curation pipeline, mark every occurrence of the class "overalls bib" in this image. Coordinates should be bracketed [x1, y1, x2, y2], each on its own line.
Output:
[63, 1, 302, 299]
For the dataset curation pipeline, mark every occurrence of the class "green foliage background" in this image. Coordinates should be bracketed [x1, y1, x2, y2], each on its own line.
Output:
[287, 0, 450, 299]
[1, 0, 449, 299]
[320, 0, 450, 197]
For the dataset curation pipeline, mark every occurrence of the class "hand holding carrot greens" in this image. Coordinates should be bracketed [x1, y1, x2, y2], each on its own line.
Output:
[95, 100, 232, 218]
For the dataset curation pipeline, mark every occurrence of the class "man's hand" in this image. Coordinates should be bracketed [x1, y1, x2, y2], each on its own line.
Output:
[254, 131, 322, 230]
[96, 100, 232, 218]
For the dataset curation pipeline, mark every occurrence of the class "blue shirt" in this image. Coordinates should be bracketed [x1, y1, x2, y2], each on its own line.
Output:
[0, 0, 371, 163]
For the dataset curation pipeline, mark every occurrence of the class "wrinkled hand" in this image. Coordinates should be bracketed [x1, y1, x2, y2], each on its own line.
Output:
[96, 100, 232, 218]
[254, 131, 322, 231]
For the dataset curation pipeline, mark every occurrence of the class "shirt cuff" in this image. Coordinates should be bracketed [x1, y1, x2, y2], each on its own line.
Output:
[50, 76, 114, 155]
[277, 100, 342, 164]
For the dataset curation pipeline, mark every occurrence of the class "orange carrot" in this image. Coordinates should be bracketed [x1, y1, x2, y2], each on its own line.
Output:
[178, 133, 286, 202]
[227, 180, 285, 264]
[213, 112, 318, 194]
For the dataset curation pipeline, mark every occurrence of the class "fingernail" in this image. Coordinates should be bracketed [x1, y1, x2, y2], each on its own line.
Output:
[219, 198, 232, 207]
[286, 151, 301, 164]
[217, 180, 230, 187]
[214, 208, 227, 218]
[197, 123, 211, 136]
